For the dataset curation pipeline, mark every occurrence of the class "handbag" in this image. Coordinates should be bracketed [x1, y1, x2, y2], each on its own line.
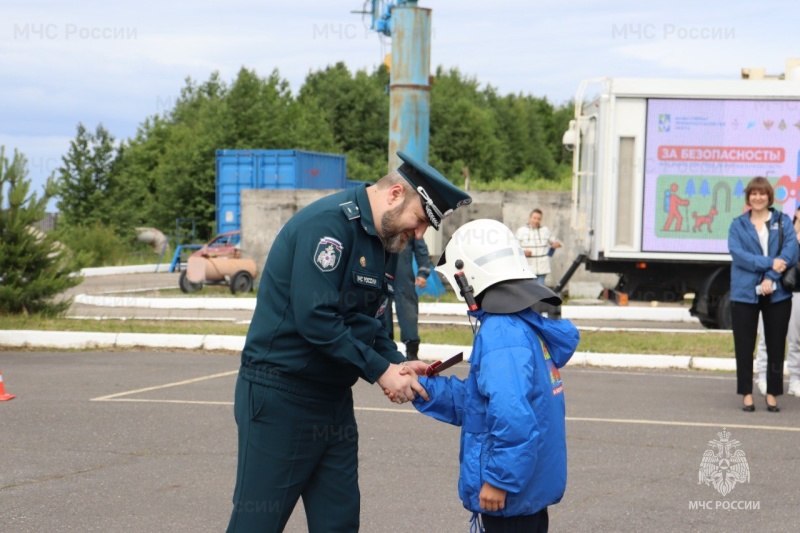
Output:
[778, 215, 798, 291]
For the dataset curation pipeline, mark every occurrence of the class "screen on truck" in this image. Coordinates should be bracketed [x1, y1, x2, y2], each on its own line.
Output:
[642, 98, 799, 254]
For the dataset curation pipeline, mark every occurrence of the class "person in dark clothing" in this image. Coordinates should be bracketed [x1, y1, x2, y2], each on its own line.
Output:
[385, 237, 431, 360]
[227, 151, 472, 532]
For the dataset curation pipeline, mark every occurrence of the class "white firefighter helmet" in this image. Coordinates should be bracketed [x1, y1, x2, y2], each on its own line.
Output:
[436, 219, 561, 313]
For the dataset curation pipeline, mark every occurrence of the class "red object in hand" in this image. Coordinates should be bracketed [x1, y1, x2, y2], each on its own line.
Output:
[425, 352, 464, 377]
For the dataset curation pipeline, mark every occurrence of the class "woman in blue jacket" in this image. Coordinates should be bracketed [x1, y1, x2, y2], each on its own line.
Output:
[728, 177, 798, 412]
[407, 219, 580, 532]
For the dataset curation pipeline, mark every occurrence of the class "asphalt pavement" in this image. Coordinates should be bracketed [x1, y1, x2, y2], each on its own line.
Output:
[7, 267, 795, 531]
[1, 350, 798, 532]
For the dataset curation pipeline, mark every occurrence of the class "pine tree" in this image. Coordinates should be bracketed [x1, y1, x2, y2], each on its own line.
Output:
[56, 123, 118, 228]
[0, 147, 82, 315]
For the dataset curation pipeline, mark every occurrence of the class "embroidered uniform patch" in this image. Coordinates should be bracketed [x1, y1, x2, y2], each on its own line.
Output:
[353, 270, 381, 288]
[315, 237, 343, 272]
[375, 297, 388, 318]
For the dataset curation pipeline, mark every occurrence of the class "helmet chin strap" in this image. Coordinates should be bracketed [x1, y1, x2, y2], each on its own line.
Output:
[454, 270, 479, 311]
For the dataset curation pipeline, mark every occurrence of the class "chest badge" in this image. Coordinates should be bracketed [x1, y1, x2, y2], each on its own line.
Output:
[360, 256, 366, 267]
[314, 236, 343, 272]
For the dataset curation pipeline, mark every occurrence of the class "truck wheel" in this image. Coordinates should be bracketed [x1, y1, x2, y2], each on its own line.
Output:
[230, 271, 253, 294]
[716, 291, 732, 330]
[179, 270, 203, 293]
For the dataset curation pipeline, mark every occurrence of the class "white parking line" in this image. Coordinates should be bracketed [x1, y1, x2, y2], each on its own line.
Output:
[99, 398, 233, 405]
[90, 370, 237, 401]
[90, 388, 800, 434]
[90, 372, 798, 434]
[567, 417, 800, 432]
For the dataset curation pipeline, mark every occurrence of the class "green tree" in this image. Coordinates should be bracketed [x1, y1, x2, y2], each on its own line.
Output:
[0, 147, 81, 315]
[429, 67, 504, 184]
[299, 63, 389, 181]
[111, 115, 172, 231]
[66, 62, 575, 245]
[56, 123, 119, 228]
[144, 74, 228, 237]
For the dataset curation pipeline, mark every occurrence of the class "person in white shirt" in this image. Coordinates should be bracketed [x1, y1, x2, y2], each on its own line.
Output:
[515, 208, 562, 286]
[755, 205, 800, 397]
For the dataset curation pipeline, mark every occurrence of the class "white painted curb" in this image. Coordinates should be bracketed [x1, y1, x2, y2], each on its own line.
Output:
[80, 264, 170, 277]
[74, 294, 257, 311]
[2, 330, 752, 373]
[0, 330, 242, 353]
[74, 294, 699, 323]
[423, 304, 699, 322]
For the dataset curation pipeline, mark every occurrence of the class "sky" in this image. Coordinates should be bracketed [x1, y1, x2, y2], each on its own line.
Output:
[0, 0, 795, 210]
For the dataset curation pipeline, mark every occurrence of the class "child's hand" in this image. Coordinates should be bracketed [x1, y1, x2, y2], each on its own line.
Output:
[479, 482, 507, 512]
[400, 360, 428, 376]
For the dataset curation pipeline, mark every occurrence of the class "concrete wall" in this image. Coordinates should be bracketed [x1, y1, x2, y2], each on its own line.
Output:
[241, 188, 618, 296]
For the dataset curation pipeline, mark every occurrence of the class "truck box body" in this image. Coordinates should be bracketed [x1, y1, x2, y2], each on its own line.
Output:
[567, 78, 800, 327]
[215, 149, 347, 235]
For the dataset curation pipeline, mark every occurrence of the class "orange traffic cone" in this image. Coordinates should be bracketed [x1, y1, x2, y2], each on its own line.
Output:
[0, 369, 15, 401]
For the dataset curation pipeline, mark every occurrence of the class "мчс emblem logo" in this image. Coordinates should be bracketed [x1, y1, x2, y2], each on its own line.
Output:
[698, 428, 750, 497]
[314, 237, 343, 272]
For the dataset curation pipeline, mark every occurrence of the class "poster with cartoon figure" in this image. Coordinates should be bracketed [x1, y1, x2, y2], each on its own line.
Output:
[643, 99, 800, 254]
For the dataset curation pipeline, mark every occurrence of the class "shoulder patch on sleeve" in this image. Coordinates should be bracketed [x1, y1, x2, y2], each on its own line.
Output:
[340, 201, 361, 220]
[314, 237, 344, 272]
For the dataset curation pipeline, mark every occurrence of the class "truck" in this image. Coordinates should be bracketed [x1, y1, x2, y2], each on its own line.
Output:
[560, 77, 800, 329]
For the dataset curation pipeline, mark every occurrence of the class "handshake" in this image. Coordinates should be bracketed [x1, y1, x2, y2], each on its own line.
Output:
[377, 361, 429, 405]
[377, 353, 463, 404]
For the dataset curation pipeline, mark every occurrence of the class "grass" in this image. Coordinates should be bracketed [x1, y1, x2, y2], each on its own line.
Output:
[1, 315, 734, 358]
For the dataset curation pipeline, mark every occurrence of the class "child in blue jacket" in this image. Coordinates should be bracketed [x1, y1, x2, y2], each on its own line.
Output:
[401, 219, 580, 532]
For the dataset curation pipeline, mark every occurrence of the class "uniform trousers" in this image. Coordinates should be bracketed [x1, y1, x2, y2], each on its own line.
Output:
[731, 296, 791, 396]
[393, 277, 420, 343]
[227, 374, 359, 532]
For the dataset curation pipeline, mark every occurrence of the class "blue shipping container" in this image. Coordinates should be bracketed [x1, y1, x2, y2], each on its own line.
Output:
[216, 149, 347, 235]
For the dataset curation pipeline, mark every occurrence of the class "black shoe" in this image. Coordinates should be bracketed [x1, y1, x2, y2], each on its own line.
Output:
[742, 395, 755, 412]
[405, 340, 420, 361]
[765, 395, 780, 413]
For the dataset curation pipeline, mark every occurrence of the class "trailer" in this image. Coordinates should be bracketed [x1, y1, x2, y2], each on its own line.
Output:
[560, 77, 800, 329]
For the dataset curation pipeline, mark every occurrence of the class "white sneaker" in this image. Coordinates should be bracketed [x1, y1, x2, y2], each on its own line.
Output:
[757, 378, 767, 396]
[789, 382, 800, 397]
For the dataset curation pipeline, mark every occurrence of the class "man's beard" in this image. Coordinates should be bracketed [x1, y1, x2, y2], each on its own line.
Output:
[380, 197, 412, 253]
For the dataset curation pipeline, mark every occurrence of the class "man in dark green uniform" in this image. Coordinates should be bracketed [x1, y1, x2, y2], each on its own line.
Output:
[227, 151, 472, 532]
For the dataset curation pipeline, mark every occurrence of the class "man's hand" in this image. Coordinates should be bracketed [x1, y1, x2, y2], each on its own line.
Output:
[552, 240, 563, 249]
[415, 276, 427, 289]
[773, 258, 787, 273]
[377, 363, 429, 404]
[384, 362, 429, 402]
[479, 483, 507, 512]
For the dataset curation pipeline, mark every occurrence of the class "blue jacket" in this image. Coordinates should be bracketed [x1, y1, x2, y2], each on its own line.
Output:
[728, 208, 798, 304]
[412, 308, 580, 518]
